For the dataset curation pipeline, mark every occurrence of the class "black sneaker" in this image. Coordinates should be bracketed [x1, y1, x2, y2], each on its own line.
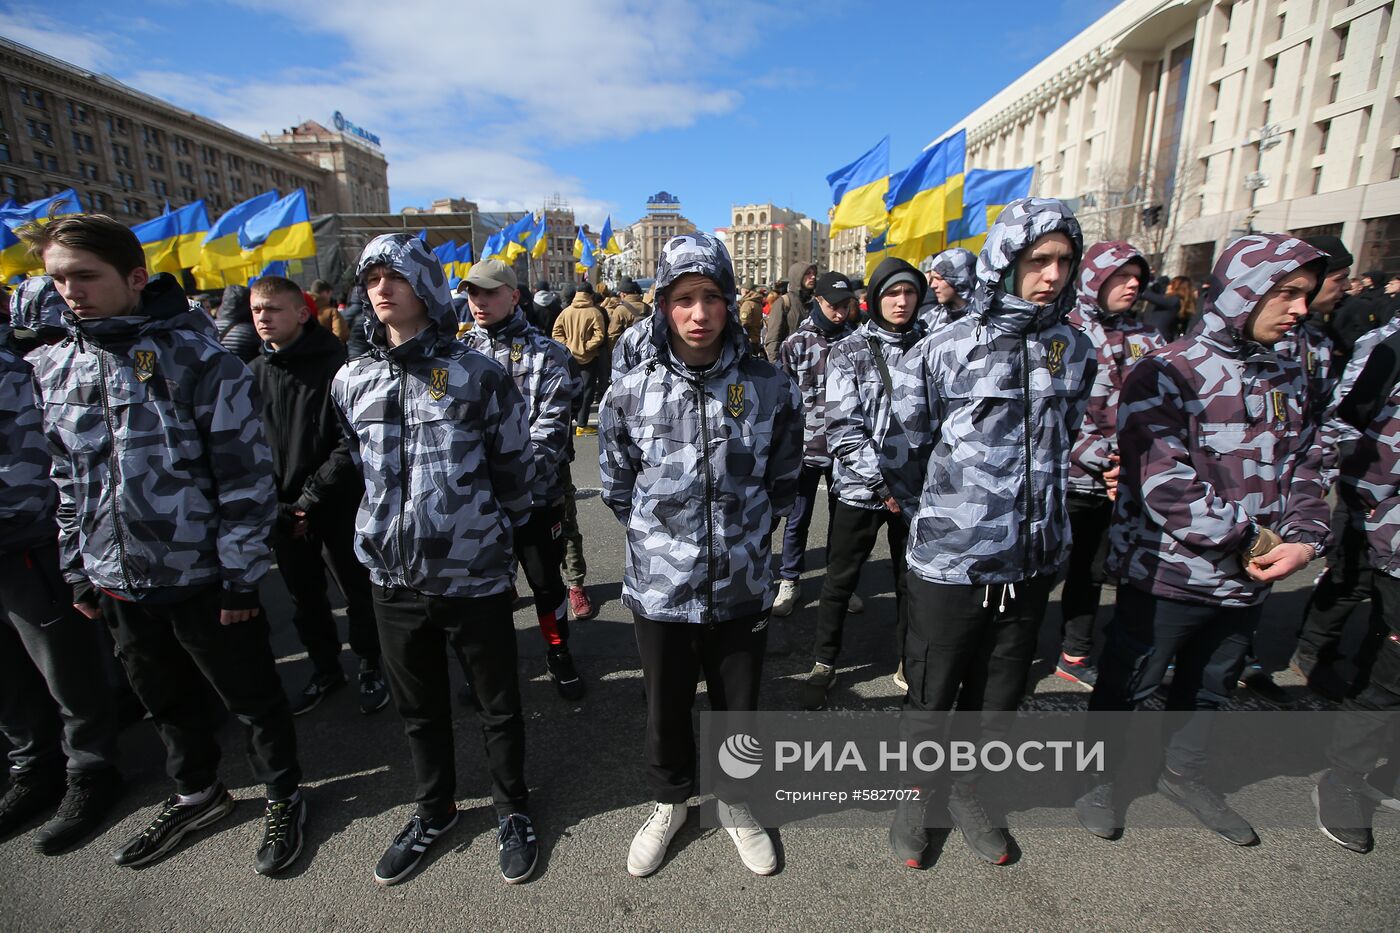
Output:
[1313, 770, 1374, 853]
[0, 770, 65, 837]
[1074, 779, 1119, 840]
[497, 812, 538, 884]
[947, 782, 1009, 865]
[373, 810, 458, 886]
[34, 768, 125, 854]
[358, 660, 390, 714]
[255, 794, 308, 875]
[290, 671, 346, 716]
[1238, 664, 1294, 708]
[802, 662, 837, 711]
[1363, 761, 1400, 813]
[546, 647, 585, 701]
[1156, 772, 1257, 845]
[888, 789, 929, 868]
[1055, 654, 1098, 690]
[113, 785, 235, 868]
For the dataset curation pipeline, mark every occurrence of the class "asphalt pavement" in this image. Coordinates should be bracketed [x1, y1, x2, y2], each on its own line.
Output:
[2, 434, 1396, 932]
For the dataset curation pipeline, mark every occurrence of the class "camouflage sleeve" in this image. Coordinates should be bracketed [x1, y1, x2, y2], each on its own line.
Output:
[825, 346, 886, 496]
[329, 370, 363, 469]
[778, 333, 797, 382]
[1071, 338, 1116, 476]
[1277, 423, 1331, 548]
[766, 374, 803, 521]
[0, 364, 56, 542]
[598, 382, 639, 523]
[483, 367, 536, 530]
[1118, 359, 1253, 553]
[530, 346, 577, 486]
[191, 349, 277, 596]
[885, 340, 939, 513]
[1346, 408, 1400, 514]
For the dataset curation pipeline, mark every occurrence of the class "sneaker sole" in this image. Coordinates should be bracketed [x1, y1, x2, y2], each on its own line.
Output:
[723, 826, 777, 876]
[627, 811, 686, 878]
[256, 800, 308, 876]
[374, 810, 459, 886]
[501, 847, 538, 884]
[948, 812, 1010, 865]
[117, 793, 235, 868]
[1311, 786, 1372, 853]
[888, 821, 927, 869]
[1054, 669, 1094, 691]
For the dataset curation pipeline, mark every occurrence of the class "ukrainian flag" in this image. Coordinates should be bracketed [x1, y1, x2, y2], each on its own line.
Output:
[574, 228, 595, 272]
[884, 130, 966, 255]
[480, 230, 507, 262]
[131, 210, 183, 276]
[499, 213, 534, 263]
[456, 240, 474, 279]
[239, 189, 315, 263]
[201, 190, 279, 271]
[864, 229, 891, 282]
[947, 167, 1035, 254]
[0, 188, 83, 279]
[433, 240, 460, 288]
[171, 200, 211, 268]
[527, 212, 549, 260]
[599, 215, 621, 255]
[827, 137, 890, 236]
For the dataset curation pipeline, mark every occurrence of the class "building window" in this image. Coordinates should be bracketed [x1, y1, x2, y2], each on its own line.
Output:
[142, 126, 164, 148]
[180, 185, 196, 201]
[90, 191, 108, 211]
[0, 144, 8, 163]
[1335, 26, 1348, 61]
[67, 101, 89, 123]
[174, 136, 191, 156]
[1328, 74, 1341, 104]
[71, 131, 95, 153]
[1263, 56, 1277, 90]
[107, 115, 127, 135]
[206, 170, 219, 187]
[1311, 166, 1323, 195]
[1318, 120, 1330, 154]
[151, 179, 168, 197]
[117, 171, 136, 189]
[201, 146, 217, 166]
[26, 118, 53, 143]
[18, 87, 47, 109]
[231, 176, 242, 194]
[1393, 149, 1400, 180]
[32, 152, 58, 171]
[79, 162, 99, 180]
[178, 161, 194, 180]
[0, 175, 19, 196]
[111, 142, 132, 166]
[146, 152, 165, 171]
[251, 162, 264, 178]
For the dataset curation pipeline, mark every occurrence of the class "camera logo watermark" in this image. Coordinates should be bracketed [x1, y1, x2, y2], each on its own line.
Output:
[718, 733, 764, 780]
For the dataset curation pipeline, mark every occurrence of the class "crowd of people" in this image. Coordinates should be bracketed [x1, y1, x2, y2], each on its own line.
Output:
[0, 201, 1397, 890]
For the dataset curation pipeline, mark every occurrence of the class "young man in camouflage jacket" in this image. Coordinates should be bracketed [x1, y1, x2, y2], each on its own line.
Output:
[803, 257, 928, 710]
[0, 278, 123, 855]
[331, 234, 540, 886]
[774, 271, 859, 617]
[24, 214, 304, 875]
[1057, 241, 1165, 689]
[917, 246, 975, 332]
[1077, 234, 1331, 847]
[600, 232, 801, 879]
[460, 258, 585, 701]
[887, 198, 1093, 868]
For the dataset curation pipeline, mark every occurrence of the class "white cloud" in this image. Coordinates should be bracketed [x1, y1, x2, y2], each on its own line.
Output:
[0, 8, 118, 70]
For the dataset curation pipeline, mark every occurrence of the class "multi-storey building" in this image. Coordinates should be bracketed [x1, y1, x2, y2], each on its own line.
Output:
[935, 0, 1398, 278]
[829, 224, 870, 280]
[724, 202, 831, 286]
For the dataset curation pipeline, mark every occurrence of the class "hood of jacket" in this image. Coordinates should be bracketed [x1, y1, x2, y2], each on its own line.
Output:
[8, 276, 69, 344]
[930, 247, 976, 304]
[567, 291, 596, 312]
[867, 256, 928, 331]
[1074, 241, 1149, 325]
[65, 273, 212, 348]
[533, 288, 560, 309]
[356, 233, 459, 361]
[1196, 233, 1328, 353]
[220, 284, 252, 325]
[647, 232, 747, 376]
[970, 197, 1084, 335]
[788, 259, 815, 304]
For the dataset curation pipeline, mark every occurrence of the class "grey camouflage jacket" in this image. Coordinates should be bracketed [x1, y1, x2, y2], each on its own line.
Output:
[826, 318, 927, 510]
[1338, 334, 1400, 577]
[889, 198, 1094, 585]
[780, 308, 852, 468]
[600, 233, 803, 624]
[1108, 234, 1331, 607]
[919, 247, 976, 332]
[32, 273, 275, 606]
[461, 309, 577, 507]
[1066, 242, 1166, 497]
[611, 316, 654, 383]
[0, 292, 57, 555]
[1322, 315, 1400, 489]
[332, 234, 535, 598]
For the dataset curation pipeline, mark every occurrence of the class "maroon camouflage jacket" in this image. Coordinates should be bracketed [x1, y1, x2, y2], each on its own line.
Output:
[1107, 234, 1331, 607]
[1067, 242, 1166, 497]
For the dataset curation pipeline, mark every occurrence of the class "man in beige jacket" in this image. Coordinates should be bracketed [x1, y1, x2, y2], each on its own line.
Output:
[553, 283, 607, 432]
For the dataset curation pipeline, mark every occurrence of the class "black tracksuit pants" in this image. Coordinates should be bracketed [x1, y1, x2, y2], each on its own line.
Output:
[813, 501, 907, 666]
[1059, 493, 1113, 658]
[1327, 573, 1400, 778]
[1296, 503, 1374, 665]
[516, 504, 569, 647]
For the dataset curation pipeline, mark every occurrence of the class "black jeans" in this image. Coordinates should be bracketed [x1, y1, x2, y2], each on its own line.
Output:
[633, 613, 768, 804]
[1089, 584, 1260, 780]
[373, 586, 527, 820]
[813, 501, 907, 666]
[780, 464, 833, 581]
[274, 504, 379, 676]
[573, 359, 604, 428]
[516, 504, 569, 647]
[0, 542, 119, 777]
[1059, 493, 1113, 659]
[102, 585, 301, 798]
[1296, 503, 1373, 664]
[1327, 573, 1400, 778]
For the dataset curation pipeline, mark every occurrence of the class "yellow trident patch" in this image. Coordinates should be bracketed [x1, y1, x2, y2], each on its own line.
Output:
[726, 383, 746, 419]
[428, 368, 449, 401]
[1128, 341, 1145, 360]
[133, 350, 156, 383]
[510, 343, 524, 363]
[1047, 338, 1067, 377]
[1271, 389, 1287, 424]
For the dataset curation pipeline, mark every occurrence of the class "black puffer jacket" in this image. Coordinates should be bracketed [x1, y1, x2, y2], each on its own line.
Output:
[217, 284, 260, 362]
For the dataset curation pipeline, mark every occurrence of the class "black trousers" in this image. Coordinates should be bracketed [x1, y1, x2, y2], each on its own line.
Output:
[813, 501, 907, 666]
[274, 504, 379, 676]
[516, 504, 569, 647]
[101, 585, 301, 798]
[0, 542, 119, 777]
[1089, 584, 1260, 780]
[1059, 493, 1113, 658]
[1297, 504, 1374, 664]
[573, 359, 603, 428]
[634, 613, 768, 804]
[373, 586, 527, 820]
[1327, 573, 1400, 778]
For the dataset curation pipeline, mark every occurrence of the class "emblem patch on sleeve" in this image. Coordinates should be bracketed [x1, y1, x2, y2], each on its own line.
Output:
[428, 368, 449, 401]
[133, 350, 156, 383]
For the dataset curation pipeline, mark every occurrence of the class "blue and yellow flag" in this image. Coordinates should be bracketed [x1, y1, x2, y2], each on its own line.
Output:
[131, 211, 183, 276]
[480, 230, 507, 263]
[947, 167, 1035, 254]
[864, 228, 892, 282]
[599, 216, 621, 255]
[170, 200, 211, 268]
[884, 130, 966, 260]
[1, 188, 83, 279]
[574, 227, 595, 272]
[527, 212, 549, 260]
[499, 213, 534, 263]
[239, 189, 315, 263]
[433, 240, 460, 288]
[827, 137, 890, 236]
[201, 190, 279, 272]
[456, 240, 474, 279]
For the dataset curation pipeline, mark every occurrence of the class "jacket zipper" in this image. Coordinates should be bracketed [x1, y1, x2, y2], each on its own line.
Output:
[1021, 334, 1034, 576]
[396, 364, 409, 576]
[96, 350, 135, 591]
[695, 377, 717, 624]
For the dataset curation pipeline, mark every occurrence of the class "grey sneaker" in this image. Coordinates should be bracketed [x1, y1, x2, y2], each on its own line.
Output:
[772, 579, 799, 617]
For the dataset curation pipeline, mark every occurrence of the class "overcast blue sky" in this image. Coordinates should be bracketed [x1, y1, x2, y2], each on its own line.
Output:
[3, 0, 1116, 230]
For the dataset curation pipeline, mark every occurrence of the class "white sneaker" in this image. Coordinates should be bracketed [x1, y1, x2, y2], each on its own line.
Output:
[773, 579, 800, 617]
[717, 799, 777, 875]
[848, 593, 864, 614]
[892, 661, 908, 693]
[627, 802, 686, 877]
